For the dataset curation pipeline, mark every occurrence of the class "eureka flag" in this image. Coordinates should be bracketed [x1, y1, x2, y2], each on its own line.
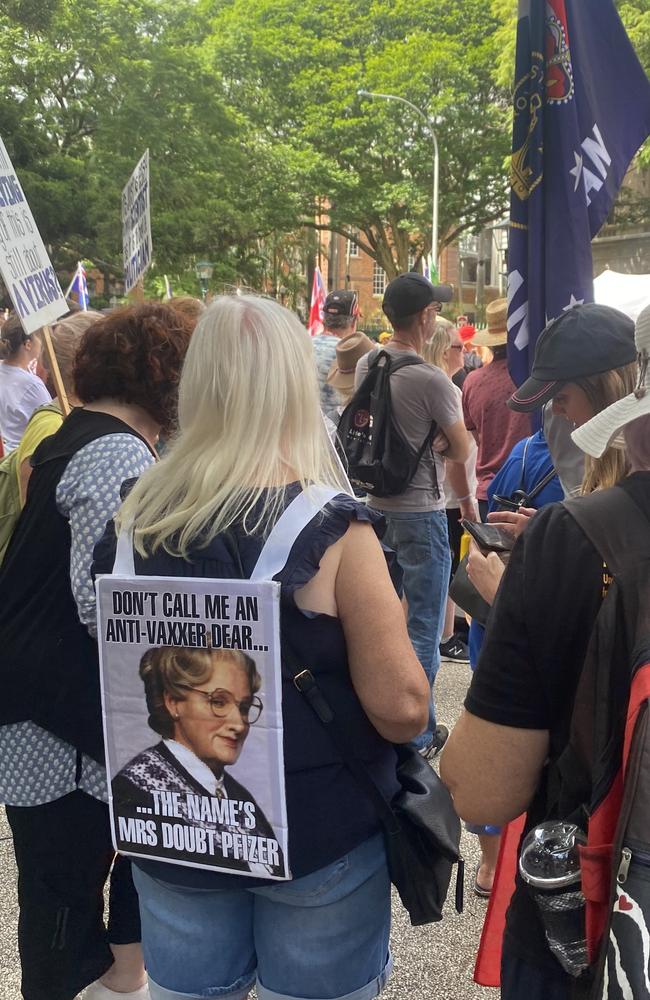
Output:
[507, 0, 650, 387]
[308, 266, 325, 337]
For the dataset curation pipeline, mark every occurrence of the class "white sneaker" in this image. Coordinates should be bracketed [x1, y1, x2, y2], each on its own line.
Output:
[82, 982, 150, 1000]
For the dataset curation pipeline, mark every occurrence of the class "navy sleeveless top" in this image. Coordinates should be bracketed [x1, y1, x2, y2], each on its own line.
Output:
[93, 485, 401, 887]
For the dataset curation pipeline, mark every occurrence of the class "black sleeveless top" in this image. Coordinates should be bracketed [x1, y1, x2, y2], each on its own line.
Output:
[93, 486, 402, 885]
[0, 409, 151, 761]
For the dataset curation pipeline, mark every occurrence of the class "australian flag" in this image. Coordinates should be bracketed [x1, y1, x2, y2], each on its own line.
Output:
[507, 0, 650, 387]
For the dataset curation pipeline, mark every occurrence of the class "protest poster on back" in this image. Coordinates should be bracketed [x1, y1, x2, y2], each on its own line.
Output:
[97, 573, 290, 880]
[122, 149, 152, 293]
[0, 136, 67, 333]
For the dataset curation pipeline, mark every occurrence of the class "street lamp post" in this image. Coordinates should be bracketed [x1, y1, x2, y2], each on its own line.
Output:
[358, 89, 439, 275]
[195, 260, 214, 301]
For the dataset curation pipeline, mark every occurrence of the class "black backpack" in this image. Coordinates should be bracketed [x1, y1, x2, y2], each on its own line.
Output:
[335, 349, 438, 497]
[542, 487, 650, 997]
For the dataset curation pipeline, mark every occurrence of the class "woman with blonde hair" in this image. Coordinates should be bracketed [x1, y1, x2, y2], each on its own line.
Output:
[96, 294, 429, 1000]
[425, 323, 478, 661]
[423, 322, 452, 370]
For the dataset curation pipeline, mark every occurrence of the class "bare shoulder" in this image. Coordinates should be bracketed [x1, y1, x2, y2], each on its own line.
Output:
[293, 521, 379, 617]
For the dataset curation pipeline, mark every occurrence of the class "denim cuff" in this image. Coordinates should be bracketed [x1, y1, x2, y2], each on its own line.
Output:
[256, 952, 393, 1000]
[147, 970, 256, 1000]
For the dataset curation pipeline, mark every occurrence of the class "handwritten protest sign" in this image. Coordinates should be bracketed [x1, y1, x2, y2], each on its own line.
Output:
[97, 574, 290, 879]
[0, 136, 67, 334]
[122, 150, 152, 293]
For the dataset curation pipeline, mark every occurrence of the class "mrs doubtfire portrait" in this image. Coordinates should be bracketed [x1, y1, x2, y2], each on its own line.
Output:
[112, 645, 284, 876]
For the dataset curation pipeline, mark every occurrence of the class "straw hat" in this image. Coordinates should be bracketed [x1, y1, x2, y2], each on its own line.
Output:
[572, 302, 650, 457]
[471, 298, 508, 348]
[327, 331, 375, 391]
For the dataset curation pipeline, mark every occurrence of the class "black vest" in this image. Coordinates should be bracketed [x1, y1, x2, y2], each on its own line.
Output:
[0, 408, 149, 762]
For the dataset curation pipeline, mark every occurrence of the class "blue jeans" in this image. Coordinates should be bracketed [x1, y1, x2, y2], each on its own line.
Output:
[132, 833, 392, 1000]
[382, 509, 451, 748]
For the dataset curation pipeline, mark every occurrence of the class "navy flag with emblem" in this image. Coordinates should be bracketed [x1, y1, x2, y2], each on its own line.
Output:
[507, 0, 650, 388]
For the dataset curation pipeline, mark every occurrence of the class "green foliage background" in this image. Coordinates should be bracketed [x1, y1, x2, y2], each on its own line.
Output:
[1, 0, 648, 297]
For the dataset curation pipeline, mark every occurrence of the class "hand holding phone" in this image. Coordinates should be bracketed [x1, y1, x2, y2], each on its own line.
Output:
[461, 519, 515, 553]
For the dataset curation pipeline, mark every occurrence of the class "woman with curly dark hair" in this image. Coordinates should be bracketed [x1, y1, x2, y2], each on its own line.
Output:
[0, 303, 192, 1000]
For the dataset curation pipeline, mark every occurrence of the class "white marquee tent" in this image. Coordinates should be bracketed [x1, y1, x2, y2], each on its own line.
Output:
[593, 269, 650, 320]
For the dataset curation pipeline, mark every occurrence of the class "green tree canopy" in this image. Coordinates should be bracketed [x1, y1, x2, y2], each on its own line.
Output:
[3, 0, 648, 291]
[206, 0, 512, 276]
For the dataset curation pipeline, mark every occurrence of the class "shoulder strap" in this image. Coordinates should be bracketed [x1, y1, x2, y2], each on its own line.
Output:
[113, 523, 136, 575]
[32, 410, 152, 468]
[526, 466, 557, 504]
[280, 632, 400, 835]
[563, 487, 650, 575]
[518, 436, 532, 492]
[368, 348, 425, 376]
[112, 485, 347, 581]
[250, 485, 344, 581]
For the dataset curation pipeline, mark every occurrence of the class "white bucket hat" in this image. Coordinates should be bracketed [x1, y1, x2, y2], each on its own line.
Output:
[572, 302, 650, 457]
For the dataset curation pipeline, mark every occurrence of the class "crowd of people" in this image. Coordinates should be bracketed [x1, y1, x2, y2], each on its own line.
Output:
[0, 274, 647, 1000]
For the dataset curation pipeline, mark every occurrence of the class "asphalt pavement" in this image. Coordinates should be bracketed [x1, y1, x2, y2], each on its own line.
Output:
[0, 660, 495, 1000]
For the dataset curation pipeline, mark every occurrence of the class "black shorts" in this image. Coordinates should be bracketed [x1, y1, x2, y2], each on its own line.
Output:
[6, 790, 141, 1000]
[501, 948, 571, 1000]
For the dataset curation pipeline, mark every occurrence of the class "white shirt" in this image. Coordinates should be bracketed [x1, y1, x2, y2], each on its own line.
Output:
[0, 362, 51, 450]
[164, 739, 272, 874]
[164, 738, 227, 798]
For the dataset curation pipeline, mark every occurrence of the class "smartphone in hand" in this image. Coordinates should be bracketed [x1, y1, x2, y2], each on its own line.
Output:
[461, 519, 515, 553]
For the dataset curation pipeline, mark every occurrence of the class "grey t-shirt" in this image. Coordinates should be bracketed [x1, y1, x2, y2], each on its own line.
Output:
[354, 347, 461, 512]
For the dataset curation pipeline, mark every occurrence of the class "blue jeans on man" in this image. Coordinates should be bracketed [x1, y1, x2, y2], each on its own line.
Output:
[381, 510, 451, 751]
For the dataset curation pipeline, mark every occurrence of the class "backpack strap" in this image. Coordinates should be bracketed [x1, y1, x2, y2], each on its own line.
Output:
[525, 466, 557, 504]
[563, 486, 650, 576]
[518, 436, 532, 492]
[368, 347, 426, 376]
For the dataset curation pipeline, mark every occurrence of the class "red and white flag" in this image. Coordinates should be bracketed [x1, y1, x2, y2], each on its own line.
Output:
[308, 266, 325, 337]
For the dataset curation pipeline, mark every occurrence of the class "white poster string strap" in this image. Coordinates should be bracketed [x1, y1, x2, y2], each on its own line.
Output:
[111, 484, 348, 581]
[112, 520, 136, 575]
[250, 485, 342, 582]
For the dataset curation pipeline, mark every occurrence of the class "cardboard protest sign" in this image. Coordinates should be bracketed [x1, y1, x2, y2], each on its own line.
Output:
[0, 136, 67, 334]
[97, 574, 290, 880]
[122, 150, 152, 293]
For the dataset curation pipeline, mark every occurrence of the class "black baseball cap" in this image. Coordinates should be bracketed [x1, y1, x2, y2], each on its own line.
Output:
[382, 273, 453, 323]
[509, 303, 636, 412]
[323, 289, 358, 319]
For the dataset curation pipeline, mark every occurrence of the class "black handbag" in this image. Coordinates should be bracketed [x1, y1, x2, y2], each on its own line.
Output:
[283, 641, 464, 926]
[448, 554, 491, 627]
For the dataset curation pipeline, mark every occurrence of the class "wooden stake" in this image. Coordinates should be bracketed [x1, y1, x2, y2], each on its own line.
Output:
[42, 324, 70, 416]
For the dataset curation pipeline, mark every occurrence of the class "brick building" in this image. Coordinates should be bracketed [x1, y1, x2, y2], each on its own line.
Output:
[318, 225, 508, 331]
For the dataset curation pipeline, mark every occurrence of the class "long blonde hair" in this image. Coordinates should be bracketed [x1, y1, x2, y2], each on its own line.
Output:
[579, 362, 638, 493]
[118, 295, 348, 556]
[423, 325, 452, 372]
